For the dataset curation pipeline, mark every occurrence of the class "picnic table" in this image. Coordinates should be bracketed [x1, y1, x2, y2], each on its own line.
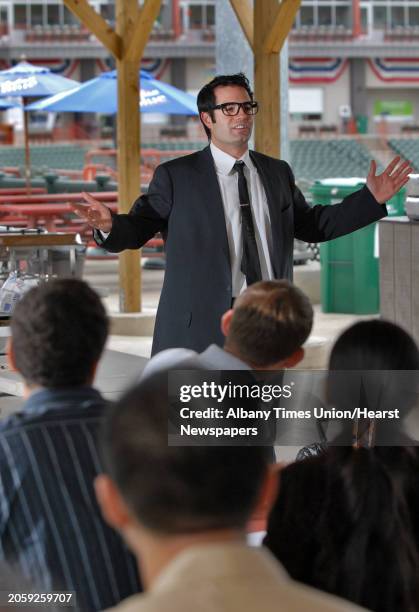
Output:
[0, 188, 47, 195]
[0, 191, 164, 254]
[0, 191, 118, 205]
[0, 191, 118, 233]
[0, 202, 118, 232]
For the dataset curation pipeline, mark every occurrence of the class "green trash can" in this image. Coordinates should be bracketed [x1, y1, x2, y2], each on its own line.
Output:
[356, 115, 368, 134]
[311, 178, 406, 314]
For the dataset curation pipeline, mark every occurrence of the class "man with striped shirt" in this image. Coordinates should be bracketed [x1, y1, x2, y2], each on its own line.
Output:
[0, 279, 141, 610]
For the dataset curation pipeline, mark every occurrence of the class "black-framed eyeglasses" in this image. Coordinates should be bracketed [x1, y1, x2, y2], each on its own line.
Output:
[209, 101, 259, 116]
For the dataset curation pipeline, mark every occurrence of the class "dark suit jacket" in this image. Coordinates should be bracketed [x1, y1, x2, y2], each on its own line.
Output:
[99, 146, 387, 355]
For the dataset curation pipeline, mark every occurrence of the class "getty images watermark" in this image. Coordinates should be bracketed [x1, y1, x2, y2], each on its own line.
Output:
[166, 370, 419, 446]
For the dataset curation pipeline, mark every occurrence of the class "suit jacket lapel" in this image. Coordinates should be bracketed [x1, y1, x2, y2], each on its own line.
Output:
[195, 146, 231, 265]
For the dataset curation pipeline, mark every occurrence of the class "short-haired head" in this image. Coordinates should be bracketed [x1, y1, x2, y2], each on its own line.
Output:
[197, 72, 253, 140]
[225, 280, 313, 368]
[100, 369, 269, 535]
[11, 278, 108, 388]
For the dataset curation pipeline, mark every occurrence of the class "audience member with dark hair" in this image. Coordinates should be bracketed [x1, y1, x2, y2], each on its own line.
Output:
[95, 370, 367, 612]
[264, 446, 419, 611]
[329, 319, 419, 446]
[329, 319, 419, 372]
[0, 279, 141, 610]
[297, 319, 419, 459]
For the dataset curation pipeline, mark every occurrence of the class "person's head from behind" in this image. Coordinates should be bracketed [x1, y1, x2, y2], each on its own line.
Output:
[9, 278, 108, 391]
[221, 280, 313, 369]
[95, 370, 275, 587]
[264, 446, 419, 612]
[197, 73, 256, 156]
[329, 319, 419, 372]
[327, 319, 419, 443]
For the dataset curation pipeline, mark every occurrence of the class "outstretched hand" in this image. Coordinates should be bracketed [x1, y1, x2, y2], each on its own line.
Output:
[71, 192, 113, 233]
[366, 156, 412, 204]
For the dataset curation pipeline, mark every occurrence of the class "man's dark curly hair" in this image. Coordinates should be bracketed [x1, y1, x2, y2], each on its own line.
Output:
[11, 279, 108, 388]
[197, 72, 254, 140]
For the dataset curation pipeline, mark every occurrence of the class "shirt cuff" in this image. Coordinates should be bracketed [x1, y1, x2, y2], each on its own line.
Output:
[93, 228, 110, 245]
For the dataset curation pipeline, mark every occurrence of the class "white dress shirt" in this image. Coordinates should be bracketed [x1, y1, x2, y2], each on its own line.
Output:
[210, 143, 274, 297]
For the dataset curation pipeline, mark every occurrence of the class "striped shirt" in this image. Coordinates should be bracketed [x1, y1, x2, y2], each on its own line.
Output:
[0, 387, 141, 611]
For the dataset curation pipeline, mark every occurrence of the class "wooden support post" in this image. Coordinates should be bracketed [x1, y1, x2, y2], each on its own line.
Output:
[230, 0, 254, 49]
[116, 0, 141, 312]
[254, 0, 280, 158]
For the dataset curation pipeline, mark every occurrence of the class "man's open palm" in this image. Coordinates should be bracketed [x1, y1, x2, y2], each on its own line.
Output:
[71, 192, 113, 233]
[367, 156, 412, 204]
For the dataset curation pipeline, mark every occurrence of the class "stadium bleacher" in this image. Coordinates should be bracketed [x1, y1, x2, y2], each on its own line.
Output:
[0, 144, 89, 172]
[290, 139, 374, 182]
[388, 139, 419, 172]
[0, 139, 388, 185]
[0, 142, 205, 176]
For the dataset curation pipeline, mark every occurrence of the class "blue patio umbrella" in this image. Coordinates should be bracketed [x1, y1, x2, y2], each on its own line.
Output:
[26, 69, 198, 115]
[0, 61, 79, 183]
[0, 100, 21, 110]
[0, 61, 79, 98]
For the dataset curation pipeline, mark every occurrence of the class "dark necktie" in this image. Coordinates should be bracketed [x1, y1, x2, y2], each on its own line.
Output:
[233, 160, 262, 286]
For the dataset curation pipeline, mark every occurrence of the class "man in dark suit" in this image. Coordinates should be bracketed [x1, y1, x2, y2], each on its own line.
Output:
[74, 73, 411, 355]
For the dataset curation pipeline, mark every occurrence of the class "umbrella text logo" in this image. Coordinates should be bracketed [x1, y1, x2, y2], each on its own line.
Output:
[140, 88, 167, 107]
[0, 76, 38, 95]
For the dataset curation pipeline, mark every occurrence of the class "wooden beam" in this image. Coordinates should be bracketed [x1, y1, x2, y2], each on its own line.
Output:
[229, 0, 254, 50]
[264, 0, 302, 54]
[125, 0, 162, 62]
[64, 0, 122, 58]
[254, 0, 280, 157]
[116, 0, 141, 312]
